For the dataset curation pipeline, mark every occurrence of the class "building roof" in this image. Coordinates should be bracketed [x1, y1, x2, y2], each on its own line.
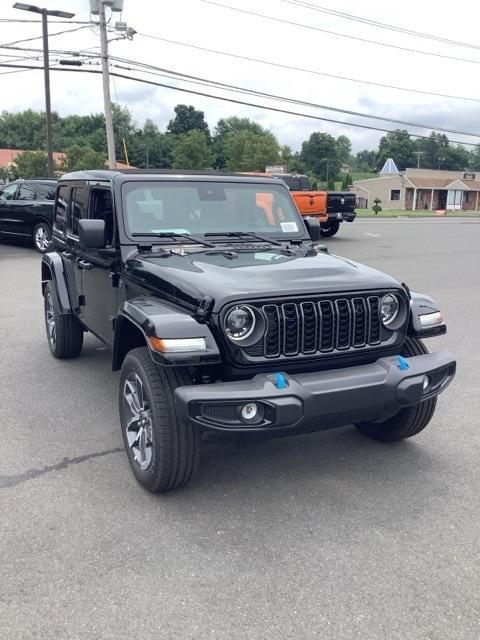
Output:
[380, 158, 399, 175]
[408, 177, 480, 190]
[0, 148, 66, 167]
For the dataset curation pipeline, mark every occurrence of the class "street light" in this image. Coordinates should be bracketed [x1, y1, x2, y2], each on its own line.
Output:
[13, 3, 75, 177]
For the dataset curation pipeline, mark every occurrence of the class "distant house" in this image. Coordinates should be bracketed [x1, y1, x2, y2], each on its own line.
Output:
[0, 148, 131, 174]
[353, 165, 480, 211]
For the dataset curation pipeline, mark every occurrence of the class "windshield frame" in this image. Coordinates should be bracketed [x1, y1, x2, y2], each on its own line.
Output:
[119, 176, 308, 244]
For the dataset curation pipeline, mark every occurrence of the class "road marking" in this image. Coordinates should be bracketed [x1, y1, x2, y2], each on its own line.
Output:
[364, 232, 381, 237]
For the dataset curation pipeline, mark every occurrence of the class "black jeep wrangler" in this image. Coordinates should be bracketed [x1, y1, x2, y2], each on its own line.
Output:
[41, 170, 455, 493]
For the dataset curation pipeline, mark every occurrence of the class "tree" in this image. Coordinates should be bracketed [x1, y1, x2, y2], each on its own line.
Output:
[13, 151, 50, 178]
[336, 135, 352, 164]
[172, 130, 214, 169]
[223, 130, 280, 171]
[376, 129, 416, 171]
[213, 116, 264, 168]
[341, 173, 353, 189]
[130, 119, 175, 168]
[417, 132, 449, 169]
[439, 145, 471, 171]
[0, 109, 47, 150]
[62, 145, 107, 172]
[168, 104, 210, 138]
[300, 132, 341, 180]
[354, 149, 377, 172]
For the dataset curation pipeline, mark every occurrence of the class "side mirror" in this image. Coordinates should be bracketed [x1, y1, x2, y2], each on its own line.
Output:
[303, 216, 321, 242]
[78, 219, 106, 249]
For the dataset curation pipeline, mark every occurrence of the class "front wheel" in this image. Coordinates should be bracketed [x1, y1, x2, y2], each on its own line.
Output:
[33, 221, 52, 253]
[355, 337, 437, 442]
[119, 347, 200, 493]
[320, 219, 340, 237]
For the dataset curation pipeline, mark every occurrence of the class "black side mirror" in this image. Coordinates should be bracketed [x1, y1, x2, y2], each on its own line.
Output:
[78, 219, 106, 249]
[303, 216, 321, 242]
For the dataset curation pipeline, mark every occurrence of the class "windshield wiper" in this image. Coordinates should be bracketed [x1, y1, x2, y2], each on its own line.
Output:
[204, 231, 281, 246]
[132, 231, 215, 248]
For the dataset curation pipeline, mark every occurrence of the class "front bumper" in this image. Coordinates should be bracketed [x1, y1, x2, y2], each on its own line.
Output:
[175, 351, 455, 433]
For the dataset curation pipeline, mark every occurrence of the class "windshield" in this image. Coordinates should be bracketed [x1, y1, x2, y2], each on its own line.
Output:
[122, 181, 304, 239]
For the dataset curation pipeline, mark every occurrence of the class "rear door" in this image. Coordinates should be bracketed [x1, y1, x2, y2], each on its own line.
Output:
[12, 181, 39, 236]
[34, 182, 56, 228]
[0, 183, 20, 235]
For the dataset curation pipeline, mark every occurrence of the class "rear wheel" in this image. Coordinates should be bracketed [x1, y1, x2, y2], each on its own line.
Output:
[355, 337, 437, 442]
[33, 221, 52, 253]
[320, 219, 340, 237]
[119, 347, 200, 493]
[44, 282, 83, 358]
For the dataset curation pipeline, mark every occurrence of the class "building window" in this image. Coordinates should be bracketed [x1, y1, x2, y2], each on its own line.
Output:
[390, 189, 400, 201]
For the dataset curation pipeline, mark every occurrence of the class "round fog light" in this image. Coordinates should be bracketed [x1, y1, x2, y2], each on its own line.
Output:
[240, 402, 264, 423]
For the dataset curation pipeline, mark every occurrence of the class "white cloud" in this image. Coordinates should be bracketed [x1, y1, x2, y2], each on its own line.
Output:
[1, 0, 479, 152]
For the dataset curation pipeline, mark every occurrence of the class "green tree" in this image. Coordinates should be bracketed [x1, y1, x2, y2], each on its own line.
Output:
[440, 145, 471, 171]
[0, 109, 47, 150]
[130, 119, 175, 168]
[300, 132, 341, 180]
[62, 145, 107, 172]
[376, 129, 416, 171]
[341, 173, 353, 189]
[417, 132, 449, 169]
[336, 135, 352, 164]
[168, 104, 210, 138]
[213, 116, 264, 168]
[223, 130, 280, 171]
[172, 130, 214, 169]
[13, 150, 50, 178]
[354, 149, 377, 172]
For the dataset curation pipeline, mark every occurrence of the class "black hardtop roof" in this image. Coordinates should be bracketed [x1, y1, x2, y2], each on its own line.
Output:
[58, 168, 284, 184]
[10, 177, 57, 183]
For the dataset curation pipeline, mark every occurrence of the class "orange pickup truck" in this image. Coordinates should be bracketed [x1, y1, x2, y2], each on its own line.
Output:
[270, 173, 357, 238]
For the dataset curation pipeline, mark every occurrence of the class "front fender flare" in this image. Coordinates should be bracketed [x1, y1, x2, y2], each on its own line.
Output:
[113, 297, 221, 370]
[408, 291, 446, 338]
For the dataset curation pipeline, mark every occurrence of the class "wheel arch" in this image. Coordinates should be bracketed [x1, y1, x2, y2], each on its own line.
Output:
[41, 252, 72, 313]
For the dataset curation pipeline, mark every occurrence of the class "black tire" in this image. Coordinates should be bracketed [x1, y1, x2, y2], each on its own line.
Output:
[355, 337, 437, 442]
[44, 281, 84, 358]
[119, 347, 200, 493]
[33, 221, 52, 253]
[320, 219, 340, 237]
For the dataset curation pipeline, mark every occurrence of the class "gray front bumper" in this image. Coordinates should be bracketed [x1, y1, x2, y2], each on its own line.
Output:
[174, 352, 455, 433]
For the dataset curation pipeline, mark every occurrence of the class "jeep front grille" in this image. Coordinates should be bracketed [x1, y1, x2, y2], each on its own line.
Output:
[243, 294, 392, 360]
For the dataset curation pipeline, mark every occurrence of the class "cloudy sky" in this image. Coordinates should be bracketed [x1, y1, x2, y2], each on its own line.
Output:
[1, 0, 479, 152]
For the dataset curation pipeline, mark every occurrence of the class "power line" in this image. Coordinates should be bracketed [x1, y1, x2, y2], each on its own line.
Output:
[280, 0, 480, 52]
[110, 56, 480, 138]
[200, 0, 480, 66]
[0, 25, 91, 48]
[137, 34, 480, 104]
[0, 62, 478, 146]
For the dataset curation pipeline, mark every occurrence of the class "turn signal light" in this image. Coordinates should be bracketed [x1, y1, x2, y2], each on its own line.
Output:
[150, 337, 207, 353]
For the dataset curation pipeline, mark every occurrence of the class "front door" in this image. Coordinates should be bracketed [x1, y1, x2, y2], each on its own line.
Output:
[447, 189, 462, 210]
[12, 182, 38, 235]
[79, 187, 117, 345]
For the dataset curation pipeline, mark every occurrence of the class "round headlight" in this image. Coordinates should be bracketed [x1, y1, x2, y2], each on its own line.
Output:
[380, 293, 400, 327]
[225, 305, 256, 341]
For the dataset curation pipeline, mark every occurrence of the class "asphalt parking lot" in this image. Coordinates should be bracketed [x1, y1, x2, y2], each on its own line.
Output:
[1, 219, 479, 640]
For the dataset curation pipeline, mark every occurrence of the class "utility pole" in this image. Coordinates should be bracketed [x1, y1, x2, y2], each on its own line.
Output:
[13, 3, 74, 177]
[414, 151, 424, 169]
[98, 1, 116, 169]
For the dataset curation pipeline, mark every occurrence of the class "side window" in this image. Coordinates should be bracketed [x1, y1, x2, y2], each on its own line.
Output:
[37, 183, 56, 201]
[69, 186, 88, 237]
[17, 183, 37, 201]
[54, 185, 69, 235]
[0, 183, 18, 201]
[90, 188, 114, 246]
[390, 189, 401, 201]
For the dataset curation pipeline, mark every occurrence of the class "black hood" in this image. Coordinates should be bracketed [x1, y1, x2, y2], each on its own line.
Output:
[124, 248, 401, 312]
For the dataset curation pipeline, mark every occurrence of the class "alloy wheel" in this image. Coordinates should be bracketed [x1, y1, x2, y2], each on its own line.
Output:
[35, 225, 50, 251]
[45, 292, 56, 346]
[123, 372, 153, 471]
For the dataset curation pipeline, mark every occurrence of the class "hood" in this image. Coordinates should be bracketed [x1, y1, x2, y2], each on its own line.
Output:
[124, 248, 401, 312]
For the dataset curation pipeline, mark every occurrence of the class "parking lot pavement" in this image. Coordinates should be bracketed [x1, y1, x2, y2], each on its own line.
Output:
[1, 220, 479, 640]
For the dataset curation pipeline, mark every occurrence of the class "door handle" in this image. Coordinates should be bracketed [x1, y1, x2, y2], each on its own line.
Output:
[78, 259, 93, 270]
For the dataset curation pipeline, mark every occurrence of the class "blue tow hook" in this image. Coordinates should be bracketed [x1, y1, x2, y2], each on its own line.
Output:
[274, 372, 288, 389]
[397, 356, 410, 371]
